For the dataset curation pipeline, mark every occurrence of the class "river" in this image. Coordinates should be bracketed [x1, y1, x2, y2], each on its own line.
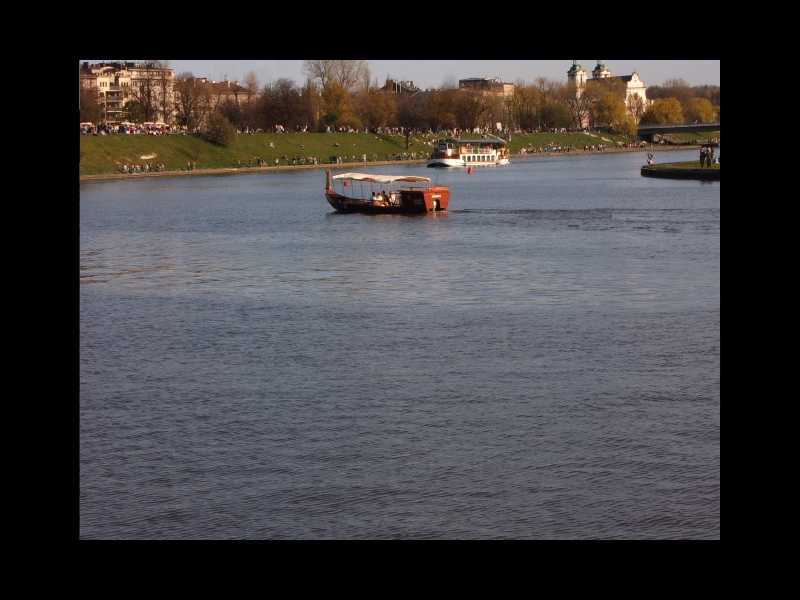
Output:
[80, 149, 720, 539]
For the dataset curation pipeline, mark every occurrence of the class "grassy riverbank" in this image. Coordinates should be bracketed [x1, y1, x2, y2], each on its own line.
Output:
[79, 131, 670, 176]
[641, 160, 720, 180]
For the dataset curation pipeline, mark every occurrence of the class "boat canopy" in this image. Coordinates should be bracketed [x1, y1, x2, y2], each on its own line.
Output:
[332, 173, 431, 184]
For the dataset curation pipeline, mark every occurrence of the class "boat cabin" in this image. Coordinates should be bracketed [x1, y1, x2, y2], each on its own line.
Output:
[432, 137, 509, 163]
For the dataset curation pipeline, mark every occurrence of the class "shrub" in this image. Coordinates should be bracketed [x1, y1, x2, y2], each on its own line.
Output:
[202, 112, 236, 146]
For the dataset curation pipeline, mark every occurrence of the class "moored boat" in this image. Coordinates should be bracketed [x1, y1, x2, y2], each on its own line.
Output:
[427, 136, 510, 168]
[324, 171, 450, 214]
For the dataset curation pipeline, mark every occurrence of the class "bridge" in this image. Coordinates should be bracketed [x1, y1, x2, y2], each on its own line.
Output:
[637, 122, 720, 141]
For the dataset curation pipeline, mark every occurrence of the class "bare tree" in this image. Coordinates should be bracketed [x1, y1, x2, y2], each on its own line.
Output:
[244, 71, 259, 100]
[303, 60, 370, 92]
[303, 60, 337, 89]
[564, 81, 592, 129]
[128, 61, 174, 122]
[441, 76, 458, 90]
[174, 73, 210, 129]
[454, 89, 492, 131]
[628, 93, 646, 123]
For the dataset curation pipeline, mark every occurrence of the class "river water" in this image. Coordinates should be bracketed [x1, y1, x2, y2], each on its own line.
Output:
[80, 149, 720, 539]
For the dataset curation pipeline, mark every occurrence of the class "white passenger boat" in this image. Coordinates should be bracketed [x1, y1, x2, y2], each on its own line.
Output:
[427, 136, 511, 168]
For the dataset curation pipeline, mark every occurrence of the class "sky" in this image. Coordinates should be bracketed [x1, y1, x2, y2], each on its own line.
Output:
[155, 60, 719, 89]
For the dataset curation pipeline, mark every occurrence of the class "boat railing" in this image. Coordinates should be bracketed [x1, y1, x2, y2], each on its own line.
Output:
[460, 147, 496, 155]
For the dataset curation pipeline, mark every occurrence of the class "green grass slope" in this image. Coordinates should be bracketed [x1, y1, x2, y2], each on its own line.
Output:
[79, 130, 692, 176]
[79, 132, 434, 175]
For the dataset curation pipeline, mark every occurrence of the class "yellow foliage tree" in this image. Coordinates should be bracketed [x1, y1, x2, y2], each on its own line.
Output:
[685, 97, 715, 123]
[641, 98, 684, 125]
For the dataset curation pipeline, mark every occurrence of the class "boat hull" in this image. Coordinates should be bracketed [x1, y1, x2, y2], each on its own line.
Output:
[427, 158, 466, 168]
[427, 158, 510, 168]
[325, 188, 449, 214]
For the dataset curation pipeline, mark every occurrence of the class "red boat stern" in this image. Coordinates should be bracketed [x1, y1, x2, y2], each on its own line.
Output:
[424, 187, 450, 211]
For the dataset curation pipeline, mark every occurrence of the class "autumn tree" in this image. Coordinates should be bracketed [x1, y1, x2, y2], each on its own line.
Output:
[396, 94, 427, 147]
[594, 92, 628, 129]
[641, 98, 685, 124]
[453, 89, 493, 130]
[539, 101, 572, 129]
[320, 81, 361, 129]
[510, 84, 541, 130]
[685, 97, 715, 123]
[354, 88, 397, 131]
[617, 115, 639, 138]
[425, 89, 458, 130]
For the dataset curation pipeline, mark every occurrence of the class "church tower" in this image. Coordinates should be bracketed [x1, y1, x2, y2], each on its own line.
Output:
[567, 60, 588, 96]
[592, 60, 611, 79]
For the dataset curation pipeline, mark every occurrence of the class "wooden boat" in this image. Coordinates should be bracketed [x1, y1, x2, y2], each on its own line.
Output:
[324, 171, 450, 214]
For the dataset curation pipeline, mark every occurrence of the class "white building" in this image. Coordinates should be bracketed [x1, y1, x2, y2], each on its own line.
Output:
[80, 61, 175, 123]
[567, 60, 650, 122]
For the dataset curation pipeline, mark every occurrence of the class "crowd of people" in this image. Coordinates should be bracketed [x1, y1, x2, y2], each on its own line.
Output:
[119, 162, 168, 173]
[81, 122, 187, 136]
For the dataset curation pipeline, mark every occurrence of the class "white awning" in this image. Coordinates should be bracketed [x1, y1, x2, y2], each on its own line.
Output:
[332, 172, 431, 184]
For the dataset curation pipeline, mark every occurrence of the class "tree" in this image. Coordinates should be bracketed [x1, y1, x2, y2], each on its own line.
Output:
[539, 101, 572, 129]
[692, 84, 720, 106]
[617, 115, 639, 138]
[641, 98, 685, 124]
[128, 62, 170, 122]
[300, 79, 322, 130]
[218, 98, 244, 129]
[453, 89, 492, 130]
[685, 97, 715, 123]
[256, 78, 305, 130]
[244, 71, 259, 98]
[174, 73, 210, 129]
[125, 100, 147, 123]
[396, 94, 427, 147]
[628, 93, 646, 123]
[563, 82, 591, 129]
[202, 112, 236, 146]
[594, 92, 627, 129]
[355, 88, 397, 131]
[303, 60, 370, 92]
[79, 86, 102, 123]
[425, 89, 458, 130]
[320, 82, 361, 129]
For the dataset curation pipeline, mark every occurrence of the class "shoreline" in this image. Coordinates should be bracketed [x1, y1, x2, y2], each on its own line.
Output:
[79, 144, 699, 183]
[641, 162, 720, 180]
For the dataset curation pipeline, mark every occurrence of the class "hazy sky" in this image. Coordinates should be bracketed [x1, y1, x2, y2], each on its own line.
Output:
[157, 60, 719, 88]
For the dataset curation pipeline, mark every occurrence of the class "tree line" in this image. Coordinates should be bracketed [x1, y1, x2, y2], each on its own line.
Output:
[80, 60, 720, 138]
